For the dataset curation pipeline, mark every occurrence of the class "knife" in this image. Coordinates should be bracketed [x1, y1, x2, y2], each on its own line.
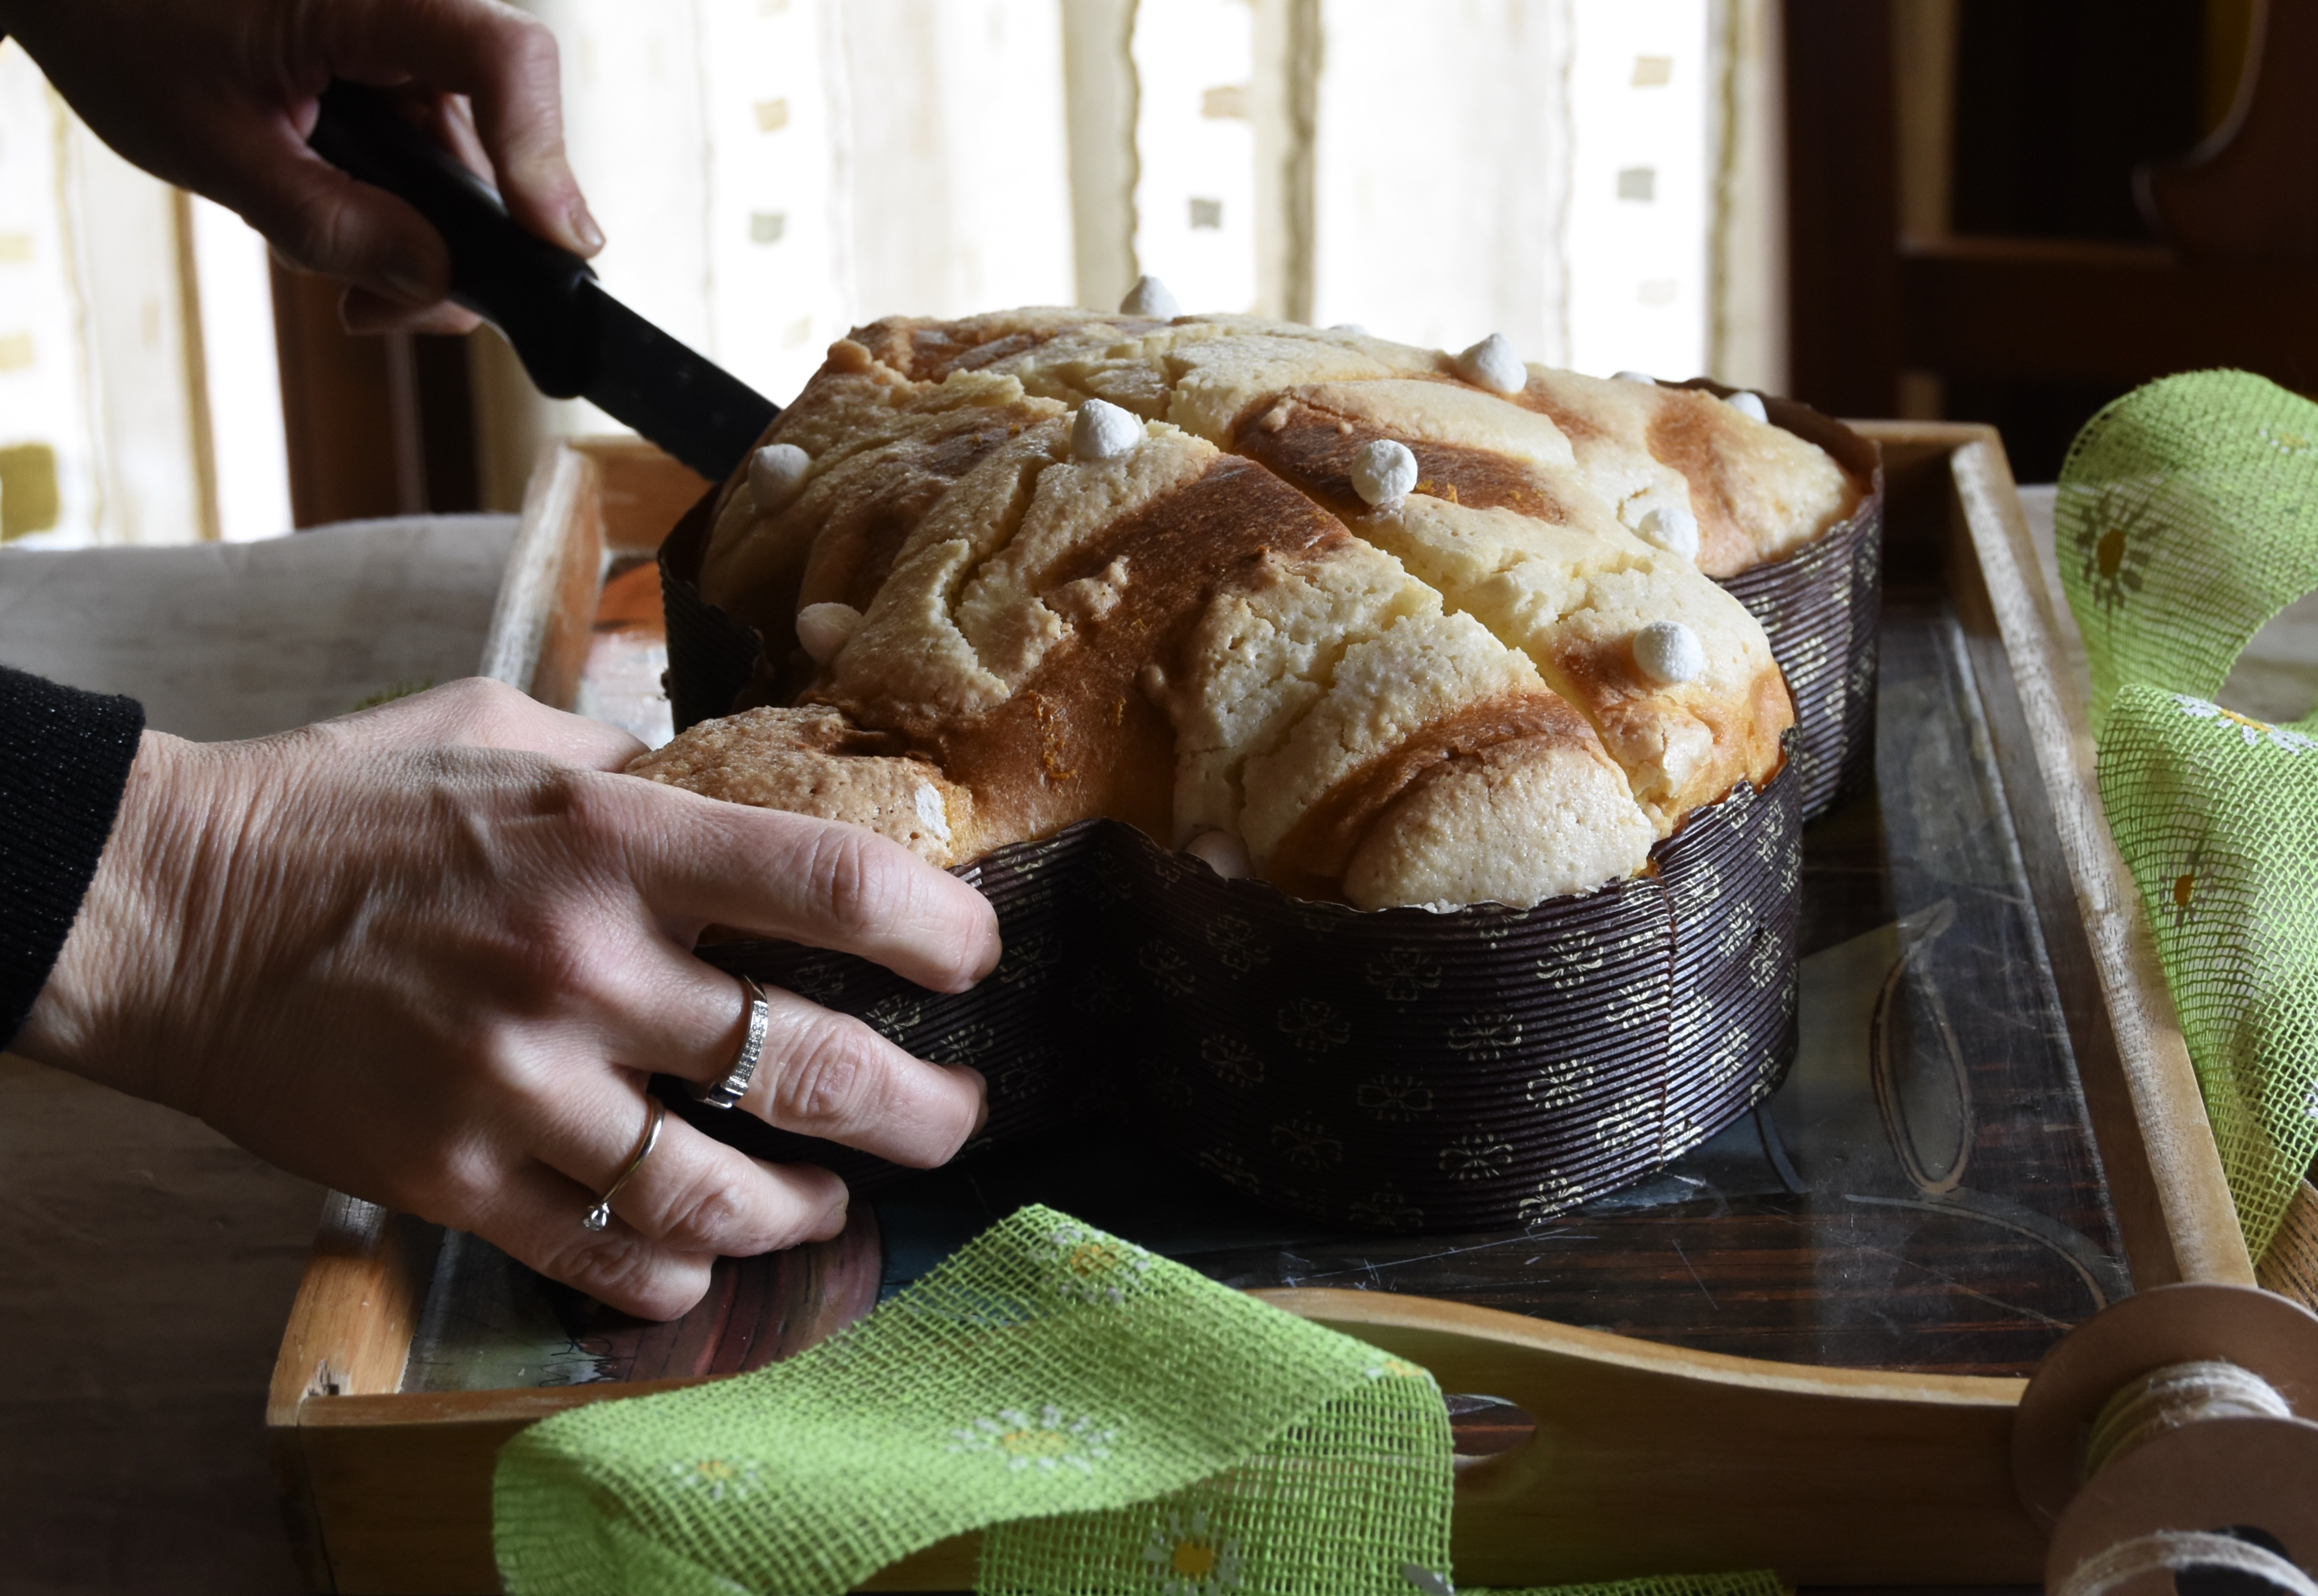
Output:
[308, 80, 780, 481]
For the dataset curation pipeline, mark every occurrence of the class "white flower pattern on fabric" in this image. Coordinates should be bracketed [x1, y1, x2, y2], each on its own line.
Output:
[1142, 1508, 1245, 1595]
[1365, 946, 1443, 1003]
[1517, 1175, 1584, 1226]
[1198, 1146, 1262, 1196]
[667, 1457, 762, 1503]
[1438, 1135, 1514, 1181]
[1040, 1223, 1155, 1306]
[1141, 940, 1197, 996]
[1596, 1089, 1659, 1148]
[2174, 694, 2317, 753]
[860, 994, 926, 1035]
[1357, 1074, 1434, 1121]
[1201, 1033, 1266, 1088]
[1525, 1058, 1596, 1109]
[1204, 915, 1272, 973]
[2258, 423, 2318, 457]
[1349, 1184, 1424, 1230]
[949, 1405, 1119, 1474]
[1363, 1357, 1430, 1383]
[1276, 997, 1351, 1052]
[1445, 1012, 1521, 1059]
[1270, 1118, 1344, 1171]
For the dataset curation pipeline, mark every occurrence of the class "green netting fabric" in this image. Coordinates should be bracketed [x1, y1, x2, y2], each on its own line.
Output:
[2057, 370, 2318, 738]
[2057, 370, 2318, 1261]
[2094, 685, 2318, 1257]
[494, 1205, 1454, 1594]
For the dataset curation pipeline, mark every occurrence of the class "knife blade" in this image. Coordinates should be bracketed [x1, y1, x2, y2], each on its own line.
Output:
[308, 80, 779, 481]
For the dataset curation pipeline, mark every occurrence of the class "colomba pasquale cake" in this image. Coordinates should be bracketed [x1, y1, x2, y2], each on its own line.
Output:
[639, 309, 1817, 910]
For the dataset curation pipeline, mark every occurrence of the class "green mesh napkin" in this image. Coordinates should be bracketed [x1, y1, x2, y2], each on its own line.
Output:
[496, 1203, 1793, 1594]
[2057, 370, 2318, 1262]
[2094, 686, 2318, 1258]
[2057, 370, 2318, 738]
[495, 1205, 1454, 1594]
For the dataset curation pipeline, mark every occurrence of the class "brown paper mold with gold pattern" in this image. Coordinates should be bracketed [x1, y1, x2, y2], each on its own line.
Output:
[1224, 369, 1882, 823]
[1107, 739, 1799, 1229]
[1687, 384, 1883, 819]
[654, 485, 1801, 1228]
[654, 487, 1115, 1187]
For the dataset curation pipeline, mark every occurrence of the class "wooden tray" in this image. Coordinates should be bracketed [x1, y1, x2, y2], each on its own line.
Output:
[267, 424, 2277, 1593]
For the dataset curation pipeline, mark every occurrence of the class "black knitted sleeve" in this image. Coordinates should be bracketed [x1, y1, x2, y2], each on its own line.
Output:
[0, 665, 145, 1046]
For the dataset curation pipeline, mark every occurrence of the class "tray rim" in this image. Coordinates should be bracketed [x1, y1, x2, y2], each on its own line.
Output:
[263, 422, 2244, 1594]
[1849, 419, 2246, 1291]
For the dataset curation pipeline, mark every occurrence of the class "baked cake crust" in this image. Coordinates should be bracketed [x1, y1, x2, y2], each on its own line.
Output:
[636, 309, 1848, 910]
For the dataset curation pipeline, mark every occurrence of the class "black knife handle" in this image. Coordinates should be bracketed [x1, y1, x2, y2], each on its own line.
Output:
[309, 81, 593, 398]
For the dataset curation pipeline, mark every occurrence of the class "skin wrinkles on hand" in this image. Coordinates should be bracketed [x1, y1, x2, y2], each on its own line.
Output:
[0, 1, 1003, 1321]
[17, 680, 1001, 1321]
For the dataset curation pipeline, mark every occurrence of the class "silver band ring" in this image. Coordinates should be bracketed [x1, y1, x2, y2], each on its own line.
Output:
[691, 973, 771, 1110]
[582, 1097, 664, 1233]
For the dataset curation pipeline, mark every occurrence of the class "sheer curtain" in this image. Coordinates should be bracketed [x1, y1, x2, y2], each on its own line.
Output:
[479, 0, 1786, 502]
[0, 41, 290, 548]
[477, 0, 1083, 502]
[0, 5, 1785, 538]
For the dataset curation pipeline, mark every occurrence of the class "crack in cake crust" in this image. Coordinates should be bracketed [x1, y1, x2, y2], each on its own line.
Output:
[671, 309, 1851, 908]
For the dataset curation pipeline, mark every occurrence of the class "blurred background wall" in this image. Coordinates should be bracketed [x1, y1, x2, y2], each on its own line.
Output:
[0, 0, 2274, 547]
[1795, 0, 2267, 481]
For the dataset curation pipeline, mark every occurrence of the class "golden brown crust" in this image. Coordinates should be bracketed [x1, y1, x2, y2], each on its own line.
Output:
[1539, 621, 1793, 823]
[1263, 689, 1601, 901]
[1233, 388, 1584, 525]
[1640, 388, 1778, 574]
[697, 366, 1065, 700]
[627, 707, 972, 867]
[852, 308, 1168, 385]
[824, 454, 1352, 851]
[1515, 372, 1862, 577]
[668, 310, 1822, 906]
